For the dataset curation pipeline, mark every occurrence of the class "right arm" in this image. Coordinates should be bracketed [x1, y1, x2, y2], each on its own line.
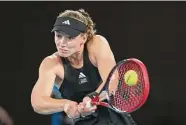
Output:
[31, 56, 81, 118]
[31, 56, 67, 115]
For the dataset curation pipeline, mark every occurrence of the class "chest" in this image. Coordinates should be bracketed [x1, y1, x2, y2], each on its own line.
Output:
[54, 52, 97, 87]
[63, 64, 100, 88]
[59, 54, 102, 102]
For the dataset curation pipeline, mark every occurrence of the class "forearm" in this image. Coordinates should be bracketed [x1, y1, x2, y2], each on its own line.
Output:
[31, 96, 67, 115]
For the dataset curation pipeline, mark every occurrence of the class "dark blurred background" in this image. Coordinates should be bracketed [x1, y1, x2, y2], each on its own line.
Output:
[0, 1, 186, 125]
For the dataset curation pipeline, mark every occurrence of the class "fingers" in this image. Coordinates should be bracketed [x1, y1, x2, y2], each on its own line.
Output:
[74, 96, 98, 118]
[88, 105, 97, 112]
[71, 106, 80, 119]
[67, 109, 80, 119]
[65, 102, 80, 119]
[83, 96, 91, 102]
[85, 100, 92, 108]
[77, 102, 85, 113]
[78, 102, 97, 117]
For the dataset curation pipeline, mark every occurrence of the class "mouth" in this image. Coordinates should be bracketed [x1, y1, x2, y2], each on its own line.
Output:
[59, 49, 68, 53]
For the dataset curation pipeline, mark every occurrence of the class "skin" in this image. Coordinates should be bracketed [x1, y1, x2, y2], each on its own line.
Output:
[31, 30, 116, 118]
[0, 106, 13, 125]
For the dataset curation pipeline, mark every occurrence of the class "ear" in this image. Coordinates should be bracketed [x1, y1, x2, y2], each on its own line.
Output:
[81, 33, 88, 43]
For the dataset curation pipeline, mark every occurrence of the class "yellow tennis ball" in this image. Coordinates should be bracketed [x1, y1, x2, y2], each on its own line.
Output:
[124, 70, 138, 86]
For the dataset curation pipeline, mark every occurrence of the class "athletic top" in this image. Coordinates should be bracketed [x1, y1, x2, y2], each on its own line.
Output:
[54, 46, 136, 125]
[60, 46, 102, 103]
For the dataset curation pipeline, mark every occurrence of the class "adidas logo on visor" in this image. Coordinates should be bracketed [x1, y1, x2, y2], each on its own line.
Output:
[62, 20, 70, 25]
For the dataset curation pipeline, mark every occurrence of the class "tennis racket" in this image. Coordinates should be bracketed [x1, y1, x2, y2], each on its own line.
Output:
[86, 58, 150, 114]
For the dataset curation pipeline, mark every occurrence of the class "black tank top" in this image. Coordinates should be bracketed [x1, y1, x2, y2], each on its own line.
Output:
[60, 46, 102, 103]
[58, 47, 134, 125]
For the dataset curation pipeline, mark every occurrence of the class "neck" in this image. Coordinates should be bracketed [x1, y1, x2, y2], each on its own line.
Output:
[68, 45, 84, 65]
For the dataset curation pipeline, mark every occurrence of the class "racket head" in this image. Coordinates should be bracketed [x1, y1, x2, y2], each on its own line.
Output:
[103, 58, 150, 113]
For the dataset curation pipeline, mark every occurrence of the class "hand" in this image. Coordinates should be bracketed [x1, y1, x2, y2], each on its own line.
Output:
[78, 97, 97, 117]
[63, 100, 80, 119]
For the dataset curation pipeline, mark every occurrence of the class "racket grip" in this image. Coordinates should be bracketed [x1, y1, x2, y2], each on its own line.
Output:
[99, 91, 108, 101]
[85, 91, 108, 108]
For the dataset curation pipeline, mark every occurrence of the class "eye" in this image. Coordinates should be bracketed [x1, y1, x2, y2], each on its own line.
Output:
[56, 34, 62, 38]
[67, 36, 74, 40]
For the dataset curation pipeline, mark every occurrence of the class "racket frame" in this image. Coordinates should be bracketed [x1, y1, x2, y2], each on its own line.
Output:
[90, 58, 150, 113]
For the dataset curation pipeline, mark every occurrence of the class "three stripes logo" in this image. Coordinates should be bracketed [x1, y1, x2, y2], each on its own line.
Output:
[79, 72, 86, 78]
[78, 72, 88, 84]
[62, 20, 70, 25]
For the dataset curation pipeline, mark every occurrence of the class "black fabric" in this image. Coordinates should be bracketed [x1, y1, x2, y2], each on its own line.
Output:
[60, 46, 102, 103]
[107, 109, 137, 125]
[62, 106, 109, 125]
[58, 45, 137, 125]
[73, 107, 137, 125]
[86, 91, 99, 99]
[51, 16, 86, 37]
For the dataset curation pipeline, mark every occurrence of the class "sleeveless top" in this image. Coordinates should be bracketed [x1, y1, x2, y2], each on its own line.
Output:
[60, 46, 102, 103]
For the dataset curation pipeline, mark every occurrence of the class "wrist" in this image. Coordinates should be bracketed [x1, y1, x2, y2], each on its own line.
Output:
[63, 99, 70, 110]
[86, 91, 99, 99]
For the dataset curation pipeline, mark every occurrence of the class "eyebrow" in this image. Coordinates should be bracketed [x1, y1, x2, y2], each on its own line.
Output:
[55, 31, 69, 36]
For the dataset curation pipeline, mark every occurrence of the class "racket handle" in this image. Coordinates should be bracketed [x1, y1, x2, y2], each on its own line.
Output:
[98, 91, 108, 101]
[85, 91, 108, 108]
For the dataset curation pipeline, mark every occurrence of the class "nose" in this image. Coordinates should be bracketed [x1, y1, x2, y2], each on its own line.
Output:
[58, 37, 67, 47]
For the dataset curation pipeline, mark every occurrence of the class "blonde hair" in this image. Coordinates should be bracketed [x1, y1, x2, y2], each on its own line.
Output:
[58, 9, 96, 42]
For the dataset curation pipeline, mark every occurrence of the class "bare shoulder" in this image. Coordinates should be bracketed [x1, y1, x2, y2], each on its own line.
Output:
[88, 35, 110, 47]
[39, 52, 61, 72]
[87, 35, 112, 55]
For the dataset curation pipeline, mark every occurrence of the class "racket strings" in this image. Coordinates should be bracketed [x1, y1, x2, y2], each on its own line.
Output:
[109, 61, 146, 112]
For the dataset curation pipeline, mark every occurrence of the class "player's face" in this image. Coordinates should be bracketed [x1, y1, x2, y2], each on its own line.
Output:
[54, 31, 85, 57]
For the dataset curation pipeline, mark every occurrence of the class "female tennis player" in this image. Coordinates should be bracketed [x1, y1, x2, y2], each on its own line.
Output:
[31, 9, 136, 125]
